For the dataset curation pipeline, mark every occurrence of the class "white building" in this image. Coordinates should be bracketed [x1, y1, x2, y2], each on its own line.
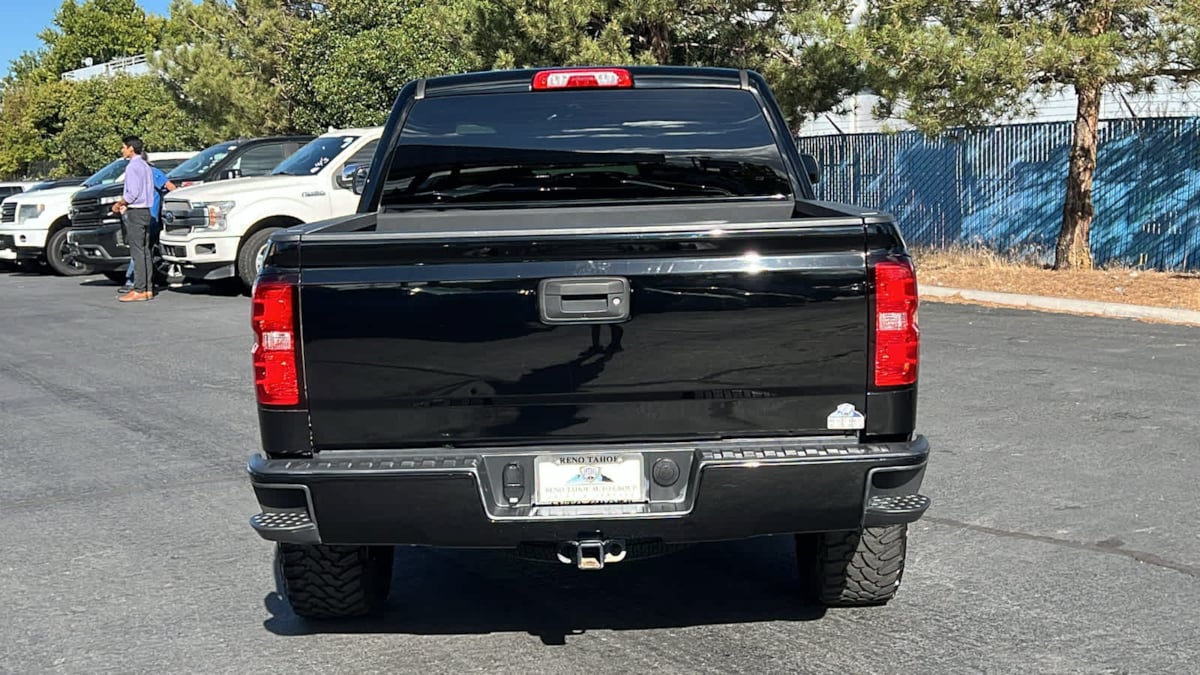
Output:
[796, 83, 1200, 137]
[60, 53, 153, 82]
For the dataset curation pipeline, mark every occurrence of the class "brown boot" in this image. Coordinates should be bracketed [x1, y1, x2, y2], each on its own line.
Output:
[117, 290, 153, 303]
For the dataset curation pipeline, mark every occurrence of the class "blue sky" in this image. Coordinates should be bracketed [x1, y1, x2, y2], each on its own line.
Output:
[1, 0, 173, 75]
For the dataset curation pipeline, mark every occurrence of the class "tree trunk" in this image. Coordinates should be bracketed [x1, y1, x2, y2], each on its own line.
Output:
[648, 21, 671, 63]
[1054, 81, 1103, 270]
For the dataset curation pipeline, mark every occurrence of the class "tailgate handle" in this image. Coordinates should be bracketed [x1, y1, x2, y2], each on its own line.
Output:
[539, 277, 630, 324]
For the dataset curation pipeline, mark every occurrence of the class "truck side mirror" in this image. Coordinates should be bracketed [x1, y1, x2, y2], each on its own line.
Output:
[799, 153, 821, 185]
[338, 164, 370, 195]
[336, 163, 362, 192]
[222, 168, 242, 180]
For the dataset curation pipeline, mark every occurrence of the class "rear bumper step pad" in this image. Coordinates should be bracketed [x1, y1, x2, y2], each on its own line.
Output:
[250, 509, 319, 544]
[248, 436, 930, 547]
[864, 493, 931, 527]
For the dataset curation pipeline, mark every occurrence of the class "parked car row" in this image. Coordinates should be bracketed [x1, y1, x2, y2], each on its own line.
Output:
[0, 152, 196, 276]
[160, 128, 380, 290]
[0, 126, 384, 291]
[64, 135, 314, 285]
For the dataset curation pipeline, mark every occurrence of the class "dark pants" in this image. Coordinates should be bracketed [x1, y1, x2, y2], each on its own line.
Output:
[125, 219, 160, 284]
[123, 208, 153, 293]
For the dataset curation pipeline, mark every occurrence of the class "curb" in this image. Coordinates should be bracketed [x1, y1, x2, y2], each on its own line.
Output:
[920, 286, 1200, 327]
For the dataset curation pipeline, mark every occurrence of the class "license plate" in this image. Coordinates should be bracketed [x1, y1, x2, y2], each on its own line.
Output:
[535, 452, 646, 505]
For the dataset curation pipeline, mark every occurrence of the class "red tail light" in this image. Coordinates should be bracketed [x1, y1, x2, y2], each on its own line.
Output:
[532, 68, 633, 90]
[873, 259, 920, 387]
[252, 279, 302, 407]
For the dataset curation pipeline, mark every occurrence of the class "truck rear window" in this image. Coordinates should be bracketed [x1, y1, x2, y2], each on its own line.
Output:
[381, 88, 792, 209]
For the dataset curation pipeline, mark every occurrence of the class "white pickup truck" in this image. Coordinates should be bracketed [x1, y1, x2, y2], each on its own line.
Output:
[0, 152, 194, 275]
[159, 127, 383, 290]
[0, 181, 39, 201]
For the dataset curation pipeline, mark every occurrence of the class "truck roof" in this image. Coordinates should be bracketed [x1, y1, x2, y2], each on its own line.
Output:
[320, 126, 384, 138]
[225, 135, 316, 143]
[422, 66, 749, 98]
[152, 151, 198, 160]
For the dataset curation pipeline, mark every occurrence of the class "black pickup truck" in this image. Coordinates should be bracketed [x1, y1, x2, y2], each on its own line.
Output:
[247, 66, 929, 619]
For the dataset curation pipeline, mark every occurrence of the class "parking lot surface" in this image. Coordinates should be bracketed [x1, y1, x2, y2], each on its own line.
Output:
[1, 269, 1198, 673]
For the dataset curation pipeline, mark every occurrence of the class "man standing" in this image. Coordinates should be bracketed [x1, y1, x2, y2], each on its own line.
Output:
[112, 136, 155, 302]
[118, 154, 176, 294]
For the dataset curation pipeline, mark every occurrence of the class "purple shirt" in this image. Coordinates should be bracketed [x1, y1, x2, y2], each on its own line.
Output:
[122, 155, 154, 208]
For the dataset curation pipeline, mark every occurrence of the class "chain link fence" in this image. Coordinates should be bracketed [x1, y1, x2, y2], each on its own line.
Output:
[797, 117, 1200, 271]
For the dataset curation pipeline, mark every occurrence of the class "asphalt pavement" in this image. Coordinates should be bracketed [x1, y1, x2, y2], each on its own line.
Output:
[1, 267, 1198, 674]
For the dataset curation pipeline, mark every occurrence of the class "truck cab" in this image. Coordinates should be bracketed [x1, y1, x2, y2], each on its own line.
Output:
[159, 128, 383, 291]
[0, 151, 194, 275]
[65, 136, 314, 282]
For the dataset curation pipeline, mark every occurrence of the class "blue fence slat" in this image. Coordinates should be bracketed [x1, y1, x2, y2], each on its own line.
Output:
[797, 118, 1200, 272]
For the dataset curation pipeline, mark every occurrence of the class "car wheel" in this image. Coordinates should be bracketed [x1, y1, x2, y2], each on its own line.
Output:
[237, 228, 281, 292]
[800, 524, 908, 606]
[45, 228, 96, 277]
[276, 543, 394, 619]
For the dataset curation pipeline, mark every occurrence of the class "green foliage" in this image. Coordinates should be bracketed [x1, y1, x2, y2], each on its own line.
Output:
[286, 0, 478, 130]
[0, 80, 73, 177]
[54, 75, 205, 174]
[33, 0, 1191, 180]
[855, 0, 1200, 135]
[0, 0, 879, 178]
[762, 6, 869, 123]
[459, 0, 864, 126]
[39, 0, 160, 77]
[0, 74, 203, 177]
[154, 0, 310, 140]
[0, 0, 180, 177]
[2, 51, 54, 90]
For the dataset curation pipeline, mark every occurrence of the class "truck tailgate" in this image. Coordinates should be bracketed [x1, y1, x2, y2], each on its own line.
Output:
[296, 208, 870, 450]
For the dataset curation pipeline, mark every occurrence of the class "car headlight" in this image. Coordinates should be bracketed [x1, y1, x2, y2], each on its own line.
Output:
[99, 195, 121, 205]
[17, 204, 44, 224]
[190, 201, 235, 231]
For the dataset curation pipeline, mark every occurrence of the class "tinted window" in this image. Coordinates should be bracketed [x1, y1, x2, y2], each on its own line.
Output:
[168, 143, 237, 178]
[274, 136, 360, 176]
[381, 88, 791, 209]
[0, 187, 20, 198]
[232, 143, 287, 176]
[344, 140, 379, 169]
[153, 157, 189, 172]
[83, 159, 129, 187]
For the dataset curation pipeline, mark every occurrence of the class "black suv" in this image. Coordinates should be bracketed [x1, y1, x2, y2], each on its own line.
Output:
[66, 136, 313, 282]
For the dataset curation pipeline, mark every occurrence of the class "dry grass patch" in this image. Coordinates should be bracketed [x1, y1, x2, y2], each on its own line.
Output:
[913, 246, 1200, 312]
